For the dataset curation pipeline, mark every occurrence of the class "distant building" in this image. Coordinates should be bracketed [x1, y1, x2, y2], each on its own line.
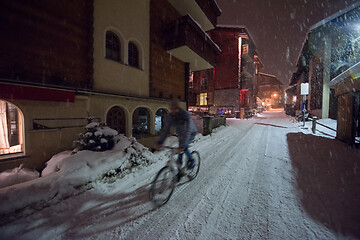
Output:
[0, 0, 221, 171]
[191, 25, 263, 116]
[255, 73, 284, 109]
[287, 3, 360, 145]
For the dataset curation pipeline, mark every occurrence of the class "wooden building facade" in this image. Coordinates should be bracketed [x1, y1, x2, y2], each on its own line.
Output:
[191, 26, 263, 115]
[255, 73, 284, 109]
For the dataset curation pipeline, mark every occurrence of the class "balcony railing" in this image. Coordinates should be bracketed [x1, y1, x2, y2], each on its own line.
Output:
[167, 0, 221, 31]
[164, 15, 221, 71]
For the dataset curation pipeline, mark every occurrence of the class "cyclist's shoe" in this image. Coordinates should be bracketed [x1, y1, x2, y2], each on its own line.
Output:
[187, 158, 195, 169]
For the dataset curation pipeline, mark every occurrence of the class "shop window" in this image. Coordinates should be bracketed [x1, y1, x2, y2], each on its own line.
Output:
[199, 93, 208, 106]
[0, 100, 24, 155]
[128, 42, 139, 68]
[155, 108, 168, 134]
[132, 107, 150, 136]
[106, 106, 126, 134]
[106, 31, 121, 62]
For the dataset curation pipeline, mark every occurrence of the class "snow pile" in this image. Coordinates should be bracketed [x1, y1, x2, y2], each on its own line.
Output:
[0, 135, 156, 216]
[0, 165, 39, 189]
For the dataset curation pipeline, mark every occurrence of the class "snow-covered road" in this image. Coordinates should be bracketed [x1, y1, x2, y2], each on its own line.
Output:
[1, 111, 360, 240]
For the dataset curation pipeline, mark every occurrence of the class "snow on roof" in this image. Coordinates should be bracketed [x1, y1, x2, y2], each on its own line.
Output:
[188, 15, 221, 52]
[292, 3, 360, 78]
[329, 61, 360, 87]
[215, 24, 258, 49]
[216, 24, 247, 29]
[258, 72, 277, 78]
[213, 0, 222, 13]
[310, 2, 360, 31]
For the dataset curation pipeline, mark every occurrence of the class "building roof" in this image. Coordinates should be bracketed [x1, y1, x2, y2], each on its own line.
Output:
[257, 72, 284, 85]
[330, 61, 360, 87]
[258, 72, 276, 77]
[215, 24, 258, 49]
[310, 2, 360, 31]
[292, 3, 360, 85]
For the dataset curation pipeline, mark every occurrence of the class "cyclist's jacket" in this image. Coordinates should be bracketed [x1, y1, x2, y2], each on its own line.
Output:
[157, 109, 197, 149]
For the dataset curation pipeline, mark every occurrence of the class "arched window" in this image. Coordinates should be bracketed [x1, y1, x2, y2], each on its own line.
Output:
[106, 106, 126, 134]
[132, 107, 150, 136]
[155, 108, 168, 134]
[0, 100, 24, 155]
[106, 31, 121, 62]
[128, 42, 139, 68]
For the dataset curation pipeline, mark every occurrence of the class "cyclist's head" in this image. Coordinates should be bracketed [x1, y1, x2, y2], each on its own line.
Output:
[170, 98, 180, 115]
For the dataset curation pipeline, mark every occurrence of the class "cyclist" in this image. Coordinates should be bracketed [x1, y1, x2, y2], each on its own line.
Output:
[156, 99, 197, 169]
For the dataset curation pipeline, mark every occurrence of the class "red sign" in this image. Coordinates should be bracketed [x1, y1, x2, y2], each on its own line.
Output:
[0, 83, 75, 102]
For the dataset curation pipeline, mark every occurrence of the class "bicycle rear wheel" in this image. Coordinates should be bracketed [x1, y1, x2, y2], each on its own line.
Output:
[149, 166, 176, 207]
[186, 151, 200, 180]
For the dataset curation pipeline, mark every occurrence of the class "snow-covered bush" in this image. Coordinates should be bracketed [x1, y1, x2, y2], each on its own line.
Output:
[73, 119, 119, 152]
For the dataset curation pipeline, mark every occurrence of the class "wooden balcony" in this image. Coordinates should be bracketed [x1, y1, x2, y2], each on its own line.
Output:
[167, 0, 221, 31]
[164, 15, 221, 71]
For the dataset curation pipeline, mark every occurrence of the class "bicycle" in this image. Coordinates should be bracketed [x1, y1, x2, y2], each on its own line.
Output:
[149, 146, 200, 207]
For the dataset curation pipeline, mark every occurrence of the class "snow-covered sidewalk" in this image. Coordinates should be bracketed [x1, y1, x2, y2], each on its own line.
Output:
[1, 111, 359, 240]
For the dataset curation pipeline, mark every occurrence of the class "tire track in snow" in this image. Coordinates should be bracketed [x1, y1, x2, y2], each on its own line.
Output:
[123, 120, 261, 239]
[193, 124, 269, 239]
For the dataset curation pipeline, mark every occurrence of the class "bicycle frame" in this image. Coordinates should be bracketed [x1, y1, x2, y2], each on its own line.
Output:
[162, 146, 184, 174]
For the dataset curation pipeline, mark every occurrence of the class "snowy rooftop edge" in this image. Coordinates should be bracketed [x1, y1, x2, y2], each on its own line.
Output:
[329, 61, 360, 86]
[310, 3, 360, 31]
[215, 24, 258, 50]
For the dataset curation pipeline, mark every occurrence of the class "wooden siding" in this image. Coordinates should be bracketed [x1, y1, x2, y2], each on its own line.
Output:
[150, 0, 185, 100]
[209, 30, 239, 90]
[0, 0, 93, 89]
[337, 93, 353, 144]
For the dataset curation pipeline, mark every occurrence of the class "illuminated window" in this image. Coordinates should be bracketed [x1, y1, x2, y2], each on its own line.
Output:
[199, 93, 208, 106]
[242, 44, 249, 54]
[0, 100, 24, 155]
[189, 72, 193, 89]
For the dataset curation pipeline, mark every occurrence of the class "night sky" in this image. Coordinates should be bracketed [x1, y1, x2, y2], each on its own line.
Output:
[216, 0, 360, 85]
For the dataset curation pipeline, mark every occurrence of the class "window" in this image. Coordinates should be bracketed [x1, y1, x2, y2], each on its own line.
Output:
[189, 72, 194, 89]
[106, 31, 120, 62]
[0, 100, 24, 155]
[132, 107, 150, 136]
[242, 44, 249, 54]
[199, 93, 208, 106]
[155, 108, 168, 134]
[128, 42, 139, 68]
[106, 106, 126, 134]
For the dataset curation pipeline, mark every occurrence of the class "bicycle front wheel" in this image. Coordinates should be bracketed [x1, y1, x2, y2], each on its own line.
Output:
[187, 151, 200, 180]
[149, 166, 176, 207]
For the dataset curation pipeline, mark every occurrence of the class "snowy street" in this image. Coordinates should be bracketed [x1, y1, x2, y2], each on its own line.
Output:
[1, 110, 359, 240]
